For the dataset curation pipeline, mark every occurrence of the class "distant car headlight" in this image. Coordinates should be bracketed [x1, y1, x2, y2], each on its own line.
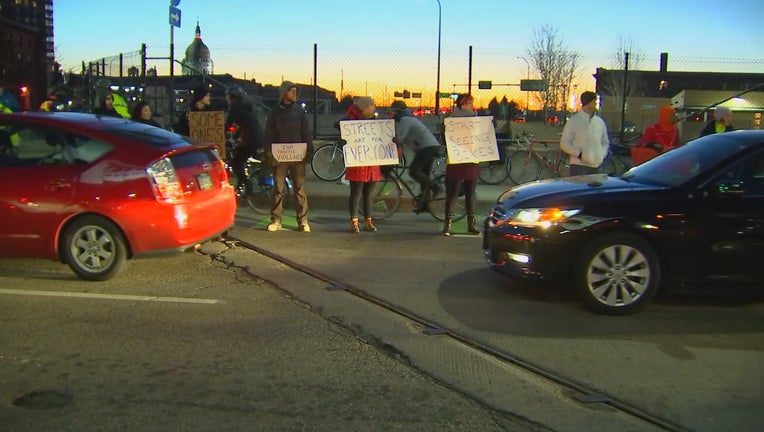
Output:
[499, 208, 582, 229]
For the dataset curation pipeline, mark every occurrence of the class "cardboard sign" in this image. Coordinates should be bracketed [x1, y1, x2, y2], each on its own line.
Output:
[339, 119, 398, 167]
[272, 143, 308, 162]
[443, 116, 499, 164]
[189, 111, 226, 160]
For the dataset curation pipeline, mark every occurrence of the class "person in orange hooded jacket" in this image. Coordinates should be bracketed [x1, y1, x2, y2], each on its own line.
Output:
[639, 106, 680, 152]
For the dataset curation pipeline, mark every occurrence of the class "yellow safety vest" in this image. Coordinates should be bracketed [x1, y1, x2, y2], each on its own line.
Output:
[111, 93, 130, 119]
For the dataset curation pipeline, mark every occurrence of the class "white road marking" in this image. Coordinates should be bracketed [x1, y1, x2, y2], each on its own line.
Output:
[0, 288, 220, 304]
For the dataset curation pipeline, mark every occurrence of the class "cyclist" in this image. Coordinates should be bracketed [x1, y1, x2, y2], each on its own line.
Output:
[389, 100, 442, 211]
[225, 85, 264, 195]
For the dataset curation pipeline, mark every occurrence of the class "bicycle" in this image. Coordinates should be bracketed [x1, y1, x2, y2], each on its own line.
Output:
[311, 137, 411, 182]
[225, 129, 291, 214]
[600, 134, 640, 176]
[507, 134, 569, 185]
[310, 138, 346, 181]
[477, 137, 513, 185]
[363, 148, 465, 222]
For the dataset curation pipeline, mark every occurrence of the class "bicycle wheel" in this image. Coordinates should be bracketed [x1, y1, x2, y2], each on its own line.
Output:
[311, 143, 346, 181]
[478, 160, 509, 184]
[243, 163, 273, 214]
[361, 176, 402, 220]
[427, 174, 465, 222]
[600, 154, 619, 176]
[508, 150, 542, 185]
[389, 153, 408, 178]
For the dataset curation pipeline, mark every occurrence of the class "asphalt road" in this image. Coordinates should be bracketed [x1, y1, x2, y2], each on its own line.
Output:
[1, 201, 762, 431]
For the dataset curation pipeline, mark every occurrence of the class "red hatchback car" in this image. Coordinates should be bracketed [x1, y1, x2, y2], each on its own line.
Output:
[0, 112, 236, 280]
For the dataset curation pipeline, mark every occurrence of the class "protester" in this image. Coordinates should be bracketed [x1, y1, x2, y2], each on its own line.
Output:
[95, 79, 130, 118]
[699, 106, 735, 137]
[225, 85, 264, 195]
[174, 84, 213, 136]
[93, 93, 122, 118]
[632, 105, 680, 165]
[263, 81, 313, 233]
[442, 94, 480, 236]
[560, 91, 609, 175]
[131, 101, 161, 127]
[343, 97, 382, 233]
[390, 100, 442, 211]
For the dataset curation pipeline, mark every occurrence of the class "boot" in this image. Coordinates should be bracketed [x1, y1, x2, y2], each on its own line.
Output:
[350, 217, 360, 233]
[467, 215, 480, 236]
[364, 217, 377, 232]
[442, 218, 452, 236]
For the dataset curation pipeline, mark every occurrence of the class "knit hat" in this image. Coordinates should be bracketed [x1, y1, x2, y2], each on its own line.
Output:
[355, 96, 375, 111]
[714, 106, 731, 121]
[192, 84, 210, 103]
[390, 100, 407, 111]
[279, 81, 298, 101]
[580, 91, 597, 106]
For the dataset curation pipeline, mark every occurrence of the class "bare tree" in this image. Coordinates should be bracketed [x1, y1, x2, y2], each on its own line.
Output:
[527, 25, 580, 116]
[598, 36, 647, 98]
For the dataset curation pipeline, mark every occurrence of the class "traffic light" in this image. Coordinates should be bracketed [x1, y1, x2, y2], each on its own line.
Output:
[20, 86, 29, 96]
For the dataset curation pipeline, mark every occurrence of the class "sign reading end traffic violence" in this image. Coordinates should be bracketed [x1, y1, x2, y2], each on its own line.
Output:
[272, 143, 307, 162]
[443, 116, 499, 164]
[339, 119, 398, 167]
[189, 111, 225, 160]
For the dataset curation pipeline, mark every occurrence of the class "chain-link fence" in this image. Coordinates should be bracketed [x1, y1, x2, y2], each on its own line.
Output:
[66, 42, 763, 141]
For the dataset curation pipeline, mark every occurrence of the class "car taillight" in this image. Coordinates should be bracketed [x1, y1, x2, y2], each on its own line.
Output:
[147, 158, 183, 203]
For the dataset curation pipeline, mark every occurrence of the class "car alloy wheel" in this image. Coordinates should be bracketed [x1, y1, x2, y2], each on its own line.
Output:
[62, 215, 128, 281]
[575, 233, 660, 315]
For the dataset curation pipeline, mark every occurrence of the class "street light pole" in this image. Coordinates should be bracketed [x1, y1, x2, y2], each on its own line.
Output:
[516, 56, 530, 115]
[435, 0, 442, 114]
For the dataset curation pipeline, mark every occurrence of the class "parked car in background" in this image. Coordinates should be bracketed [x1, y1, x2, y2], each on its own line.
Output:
[482, 130, 764, 314]
[0, 112, 236, 280]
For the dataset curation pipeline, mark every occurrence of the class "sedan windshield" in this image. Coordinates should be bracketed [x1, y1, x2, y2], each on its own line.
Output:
[622, 132, 752, 187]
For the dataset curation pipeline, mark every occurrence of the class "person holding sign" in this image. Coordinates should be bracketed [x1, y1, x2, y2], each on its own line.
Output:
[263, 81, 313, 233]
[341, 97, 383, 233]
[174, 84, 213, 136]
[442, 94, 481, 236]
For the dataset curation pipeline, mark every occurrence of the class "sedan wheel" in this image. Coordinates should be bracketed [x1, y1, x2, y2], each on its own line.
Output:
[574, 233, 660, 315]
[62, 215, 128, 281]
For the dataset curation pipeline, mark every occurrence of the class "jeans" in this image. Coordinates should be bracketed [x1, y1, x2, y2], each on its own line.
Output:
[409, 146, 440, 195]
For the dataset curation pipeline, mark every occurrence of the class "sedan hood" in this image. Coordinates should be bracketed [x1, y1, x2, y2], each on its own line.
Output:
[497, 174, 660, 207]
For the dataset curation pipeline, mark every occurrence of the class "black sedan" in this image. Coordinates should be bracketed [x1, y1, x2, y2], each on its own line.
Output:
[483, 130, 764, 314]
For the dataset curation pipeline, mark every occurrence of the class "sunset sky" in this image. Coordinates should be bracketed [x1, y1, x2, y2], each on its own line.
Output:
[54, 0, 764, 108]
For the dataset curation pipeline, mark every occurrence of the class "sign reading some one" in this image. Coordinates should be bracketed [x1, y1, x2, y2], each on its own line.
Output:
[443, 116, 499, 164]
[339, 119, 398, 167]
[189, 111, 225, 159]
[272, 143, 308, 162]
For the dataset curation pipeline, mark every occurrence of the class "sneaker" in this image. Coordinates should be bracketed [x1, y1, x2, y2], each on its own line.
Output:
[266, 220, 281, 232]
[298, 223, 311, 233]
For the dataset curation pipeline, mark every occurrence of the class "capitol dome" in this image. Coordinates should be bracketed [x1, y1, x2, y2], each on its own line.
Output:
[182, 21, 211, 75]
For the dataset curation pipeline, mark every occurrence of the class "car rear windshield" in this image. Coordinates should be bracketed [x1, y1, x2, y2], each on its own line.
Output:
[105, 122, 193, 149]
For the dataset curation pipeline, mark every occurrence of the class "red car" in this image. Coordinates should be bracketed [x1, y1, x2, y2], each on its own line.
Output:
[0, 112, 236, 280]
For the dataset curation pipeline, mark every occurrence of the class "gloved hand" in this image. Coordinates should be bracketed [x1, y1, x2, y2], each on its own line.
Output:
[263, 151, 278, 167]
[645, 142, 663, 152]
[302, 146, 314, 164]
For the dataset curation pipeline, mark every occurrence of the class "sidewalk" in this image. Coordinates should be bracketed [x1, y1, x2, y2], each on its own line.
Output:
[300, 170, 511, 214]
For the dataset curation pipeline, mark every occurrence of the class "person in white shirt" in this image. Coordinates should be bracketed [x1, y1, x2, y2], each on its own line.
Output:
[560, 91, 609, 176]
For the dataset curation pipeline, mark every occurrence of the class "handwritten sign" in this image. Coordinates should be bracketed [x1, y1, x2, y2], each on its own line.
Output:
[189, 111, 226, 160]
[340, 119, 398, 167]
[443, 116, 499, 164]
[272, 143, 308, 162]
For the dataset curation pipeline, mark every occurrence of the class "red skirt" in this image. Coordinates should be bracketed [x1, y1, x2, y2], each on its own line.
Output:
[446, 163, 479, 180]
[345, 165, 382, 182]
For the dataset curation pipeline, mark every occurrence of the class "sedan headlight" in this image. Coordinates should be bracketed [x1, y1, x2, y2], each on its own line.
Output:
[500, 208, 582, 229]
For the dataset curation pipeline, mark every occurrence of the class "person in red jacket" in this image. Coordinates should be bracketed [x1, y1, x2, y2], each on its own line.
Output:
[640, 106, 680, 151]
[343, 97, 383, 233]
[633, 106, 680, 165]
